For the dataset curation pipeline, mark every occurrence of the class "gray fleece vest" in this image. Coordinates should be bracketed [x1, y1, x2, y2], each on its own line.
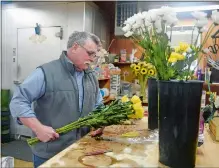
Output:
[31, 51, 99, 159]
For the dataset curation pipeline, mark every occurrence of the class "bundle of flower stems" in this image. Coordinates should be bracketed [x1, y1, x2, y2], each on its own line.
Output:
[27, 95, 144, 146]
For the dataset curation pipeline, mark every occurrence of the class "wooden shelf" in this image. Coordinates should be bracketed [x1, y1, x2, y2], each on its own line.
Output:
[98, 78, 110, 81]
[113, 62, 132, 66]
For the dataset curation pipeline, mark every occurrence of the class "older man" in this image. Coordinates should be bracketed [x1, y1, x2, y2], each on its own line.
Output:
[10, 31, 103, 168]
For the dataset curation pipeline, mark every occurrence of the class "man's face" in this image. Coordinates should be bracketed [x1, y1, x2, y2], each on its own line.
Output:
[68, 40, 98, 71]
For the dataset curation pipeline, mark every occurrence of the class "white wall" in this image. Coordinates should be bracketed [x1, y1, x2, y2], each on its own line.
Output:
[2, 2, 86, 90]
[1, 2, 86, 136]
[2, 1, 109, 136]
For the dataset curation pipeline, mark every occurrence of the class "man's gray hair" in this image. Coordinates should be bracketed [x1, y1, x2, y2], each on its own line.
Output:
[67, 31, 101, 49]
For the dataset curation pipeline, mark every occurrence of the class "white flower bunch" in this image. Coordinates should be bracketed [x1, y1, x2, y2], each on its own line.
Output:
[122, 6, 178, 37]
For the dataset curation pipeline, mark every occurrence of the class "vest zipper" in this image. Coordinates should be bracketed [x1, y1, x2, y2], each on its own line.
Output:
[80, 76, 84, 117]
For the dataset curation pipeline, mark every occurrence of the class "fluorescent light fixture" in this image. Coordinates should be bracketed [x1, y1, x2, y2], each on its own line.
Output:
[173, 5, 219, 13]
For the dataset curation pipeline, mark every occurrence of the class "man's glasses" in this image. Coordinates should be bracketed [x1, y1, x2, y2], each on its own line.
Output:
[77, 43, 97, 59]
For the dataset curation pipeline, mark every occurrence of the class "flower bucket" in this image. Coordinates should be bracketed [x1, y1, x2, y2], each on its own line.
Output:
[148, 78, 158, 130]
[158, 80, 203, 168]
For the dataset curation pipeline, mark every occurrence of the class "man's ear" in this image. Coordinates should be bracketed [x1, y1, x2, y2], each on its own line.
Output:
[71, 43, 78, 53]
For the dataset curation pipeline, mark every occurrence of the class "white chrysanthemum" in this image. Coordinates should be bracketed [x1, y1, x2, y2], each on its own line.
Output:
[165, 15, 178, 26]
[195, 19, 208, 28]
[191, 11, 207, 20]
[122, 24, 131, 32]
[147, 9, 158, 22]
[211, 10, 219, 24]
[124, 31, 133, 37]
[200, 26, 208, 33]
[157, 6, 174, 16]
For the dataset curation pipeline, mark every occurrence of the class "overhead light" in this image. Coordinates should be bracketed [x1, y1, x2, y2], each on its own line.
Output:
[173, 5, 219, 13]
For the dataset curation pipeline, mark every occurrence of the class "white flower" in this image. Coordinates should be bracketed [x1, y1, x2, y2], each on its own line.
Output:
[202, 48, 210, 54]
[124, 16, 136, 26]
[211, 10, 219, 24]
[156, 28, 162, 33]
[132, 23, 141, 30]
[142, 11, 148, 18]
[124, 31, 133, 37]
[157, 6, 174, 16]
[144, 20, 152, 27]
[155, 19, 162, 30]
[147, 9, 158, 22]
[191, 11, 207, 20]
[165, 15, 178, 27]
[186, 47, 192, 53]
[215, 96, 219, 108]
[195, 19, 208, 28]
[200, 26, 208, 33]
[122, 24, 131, 32]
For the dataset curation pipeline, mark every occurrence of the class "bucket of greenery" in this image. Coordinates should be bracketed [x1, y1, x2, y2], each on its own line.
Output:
[122, 6, 219, 167]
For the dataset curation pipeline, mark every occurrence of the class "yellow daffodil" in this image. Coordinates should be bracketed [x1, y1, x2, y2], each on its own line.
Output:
[131, 95, 141, 104]
[141, 68, 147, 75]
[134, 65, 141, 71]
[148, 68, 155, 76]
[129, 102, 144, 119]
[179, 42, 189, 52]
[135, 107, 144, 119]
[121, 95, 129, 103]
[169, 52, 185, 63]
[132, 102, 142, 110]
[168, 57, 177, 63]
[175, 46, 181, 53]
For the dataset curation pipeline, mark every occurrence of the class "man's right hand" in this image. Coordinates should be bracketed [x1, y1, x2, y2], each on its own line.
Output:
[19, 117, 60, 142]
[35, 125, 59, 142]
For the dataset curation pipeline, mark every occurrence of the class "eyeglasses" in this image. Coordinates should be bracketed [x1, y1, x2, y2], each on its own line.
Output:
[77, 43, 97, 59]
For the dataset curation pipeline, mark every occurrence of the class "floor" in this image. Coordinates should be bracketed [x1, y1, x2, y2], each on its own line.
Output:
[14, 158, 33, 167]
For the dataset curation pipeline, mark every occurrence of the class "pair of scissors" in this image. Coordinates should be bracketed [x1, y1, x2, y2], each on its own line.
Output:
[208, 44, 219, 54]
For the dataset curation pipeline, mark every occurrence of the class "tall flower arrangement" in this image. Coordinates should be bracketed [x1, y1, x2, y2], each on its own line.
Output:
[122, 7, 219, 81]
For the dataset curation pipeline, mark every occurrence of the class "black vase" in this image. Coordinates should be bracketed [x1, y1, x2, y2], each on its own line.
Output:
[148, 78, 158, 130]
[158, 80, 203, 168]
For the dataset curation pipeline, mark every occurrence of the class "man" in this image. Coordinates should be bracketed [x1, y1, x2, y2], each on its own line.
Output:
[10, 31, 103, 168]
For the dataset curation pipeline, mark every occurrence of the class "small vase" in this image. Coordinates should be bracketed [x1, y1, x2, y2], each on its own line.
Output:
[148, 78, 158, 130]
[139, 78, 148, 103]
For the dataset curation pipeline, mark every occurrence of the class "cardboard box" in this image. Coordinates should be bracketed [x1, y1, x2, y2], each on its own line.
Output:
[209, 117, 219, 141]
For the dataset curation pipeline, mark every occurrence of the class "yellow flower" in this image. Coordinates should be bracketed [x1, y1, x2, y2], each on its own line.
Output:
[138, 62, 144, 67]
[168, 57, 177, 63]
[134, 71, 140, 76]
[129, 102, 144, 119]
[130, 64, 136, 69]
[148, 68, 155, 76]
[179, 42, 189, 52]
[131, 95, 141, 104]
[169, 52, 185, 62]
[132, 102, 142, 110]
[134, 65, 141, 71]
[141, 68, 148, 75]
[121, 95, 129, 103]
[135, 107, 144, 119]
[175, 46, 181, 53]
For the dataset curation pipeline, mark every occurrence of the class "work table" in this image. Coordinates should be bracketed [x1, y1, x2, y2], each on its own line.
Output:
[39, 118, 219, 167]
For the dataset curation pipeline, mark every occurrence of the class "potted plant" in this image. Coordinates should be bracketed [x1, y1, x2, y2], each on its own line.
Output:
[122, 6, 219, 167]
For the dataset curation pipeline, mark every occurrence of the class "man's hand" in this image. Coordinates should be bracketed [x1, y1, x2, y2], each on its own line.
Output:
[19, 117, 59, 142]
[35, 125, 59, 142]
